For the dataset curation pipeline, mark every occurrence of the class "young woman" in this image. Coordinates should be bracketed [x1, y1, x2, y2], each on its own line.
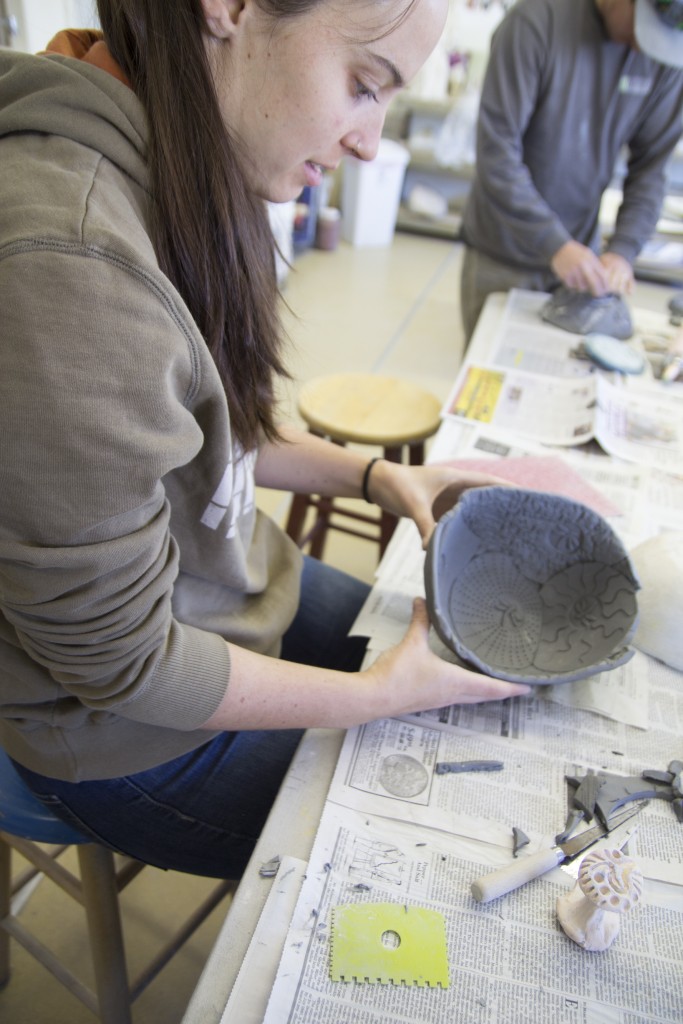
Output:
[0, 0, 529, 878]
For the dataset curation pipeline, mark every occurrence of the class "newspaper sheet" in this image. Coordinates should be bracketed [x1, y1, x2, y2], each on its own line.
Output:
[595, 376, 683, 474]
[263, 718, 683, 1024]
[430, 420, 683, 549]
[439, 289, 683, 468]
[441, 365, 683, 469]
[491, 288, 679, 362]
[261, 297, 683, 1023]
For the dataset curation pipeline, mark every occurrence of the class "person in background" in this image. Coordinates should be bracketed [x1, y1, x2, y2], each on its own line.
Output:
[460, 0, 683, 343]
[0, 0, 530, 881]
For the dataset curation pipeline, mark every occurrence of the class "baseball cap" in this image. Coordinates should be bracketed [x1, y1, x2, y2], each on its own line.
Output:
[635, 0, 683, 68]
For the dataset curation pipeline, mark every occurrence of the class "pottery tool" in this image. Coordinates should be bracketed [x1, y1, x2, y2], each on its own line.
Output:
[470, 804, 643, 903]
[329, 902, 449, 987]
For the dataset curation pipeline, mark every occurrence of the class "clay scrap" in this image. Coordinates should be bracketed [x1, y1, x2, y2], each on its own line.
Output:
[556, 763, 681, 842]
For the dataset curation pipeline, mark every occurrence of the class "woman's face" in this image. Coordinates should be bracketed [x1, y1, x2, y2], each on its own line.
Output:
[203, 0, 448, 201]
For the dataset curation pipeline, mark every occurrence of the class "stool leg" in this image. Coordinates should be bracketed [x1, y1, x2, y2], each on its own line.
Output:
[376, 446, 405, 557]
[409, 442, 426, 466]
[0, 838, 10, 988]
[77, 845, 133, 1024]
[284, 492, 311, 547]
[308, 495, 333, 560]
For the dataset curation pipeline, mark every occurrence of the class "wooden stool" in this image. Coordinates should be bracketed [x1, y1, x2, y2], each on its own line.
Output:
[0, 747, 236, 1024]
[285, 373, 442, 560]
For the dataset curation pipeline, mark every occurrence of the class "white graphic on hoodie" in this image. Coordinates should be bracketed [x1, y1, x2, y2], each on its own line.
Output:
[199, 447, 256, 538]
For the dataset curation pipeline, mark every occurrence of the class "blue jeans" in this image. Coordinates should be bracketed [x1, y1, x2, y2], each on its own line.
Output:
[14, 556, 370, 879]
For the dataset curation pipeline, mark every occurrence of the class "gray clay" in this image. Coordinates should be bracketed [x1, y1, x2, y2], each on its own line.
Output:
[541, 286, 633, 339]
[424, 487, 640, 685]
[434, 760, 504, 775]
[590, 773, 675, 829]
[512, 827, 530, 857]
[555, 808, 585, 845]
[572, 773, 604, 821]
[629, 533, 683, 671]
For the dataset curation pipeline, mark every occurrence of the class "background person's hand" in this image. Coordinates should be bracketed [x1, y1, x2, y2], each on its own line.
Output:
[600, 251, 635, 295]
[551, 240, 610, 295]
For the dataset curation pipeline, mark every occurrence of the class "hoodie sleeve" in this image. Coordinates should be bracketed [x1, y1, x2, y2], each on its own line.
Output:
[0, 239, 232, 730]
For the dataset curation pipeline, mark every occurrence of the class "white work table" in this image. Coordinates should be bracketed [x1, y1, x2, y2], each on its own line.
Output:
[181, 727, 344, 1024]
[182, 291, 683, 1024]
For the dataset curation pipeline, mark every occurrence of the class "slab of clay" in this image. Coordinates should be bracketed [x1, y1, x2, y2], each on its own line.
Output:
[541, 286, 633, 339]
[424, 487, 639, 684]
[629, 532, 683, 671]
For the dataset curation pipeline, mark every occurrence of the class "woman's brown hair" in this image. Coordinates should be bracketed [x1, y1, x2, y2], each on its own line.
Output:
[96, 0, 418, 450]
[97, 0, 291, 452]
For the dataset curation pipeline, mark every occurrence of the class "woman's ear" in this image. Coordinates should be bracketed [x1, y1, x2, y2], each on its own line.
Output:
[200, 0, 246, 40]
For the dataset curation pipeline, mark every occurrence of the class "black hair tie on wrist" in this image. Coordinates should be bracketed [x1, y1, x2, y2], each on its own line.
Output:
[362, 457, 383, 504]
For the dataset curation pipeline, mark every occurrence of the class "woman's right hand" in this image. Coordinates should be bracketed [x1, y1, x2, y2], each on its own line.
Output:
[363, 597, 531, 717]
[202, 598, 529, 733]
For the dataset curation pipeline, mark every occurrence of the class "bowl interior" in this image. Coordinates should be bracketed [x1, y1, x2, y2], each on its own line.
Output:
[424, 487, 639, 684]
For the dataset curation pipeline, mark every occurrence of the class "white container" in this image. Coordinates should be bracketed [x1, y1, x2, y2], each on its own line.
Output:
[341, 139, 410, 247]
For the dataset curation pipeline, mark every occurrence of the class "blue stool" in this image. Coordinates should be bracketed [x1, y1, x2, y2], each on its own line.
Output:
[0, 747, 235, 1023]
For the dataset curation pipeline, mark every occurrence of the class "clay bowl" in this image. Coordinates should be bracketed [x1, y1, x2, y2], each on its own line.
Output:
[424, 487, 640, 684]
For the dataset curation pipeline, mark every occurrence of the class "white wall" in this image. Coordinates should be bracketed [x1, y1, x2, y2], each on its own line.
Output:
[6, 0, 98, 54]
[443, 0, 508, 56]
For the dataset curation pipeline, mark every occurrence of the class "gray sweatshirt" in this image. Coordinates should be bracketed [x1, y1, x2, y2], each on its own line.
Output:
[0, 49, 302, 781]
[462, 0, 683, 270]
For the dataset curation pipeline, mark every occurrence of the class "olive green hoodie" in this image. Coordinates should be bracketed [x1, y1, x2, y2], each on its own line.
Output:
[0, 44, 301, 781]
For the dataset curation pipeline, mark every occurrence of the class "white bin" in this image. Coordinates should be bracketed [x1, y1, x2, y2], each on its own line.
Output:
[341, 139, 410, 247]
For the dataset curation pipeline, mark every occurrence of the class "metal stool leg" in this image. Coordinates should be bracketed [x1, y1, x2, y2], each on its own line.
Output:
[77, 844, 133, 1024]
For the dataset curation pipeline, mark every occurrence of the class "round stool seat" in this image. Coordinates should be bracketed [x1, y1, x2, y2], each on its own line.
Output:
[0, 747, 85, 844]
[297, 373, 442, 446]
[286, 374, 441, 561]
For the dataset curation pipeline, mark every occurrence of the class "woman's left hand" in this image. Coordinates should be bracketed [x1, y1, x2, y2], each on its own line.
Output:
[364, 459, 508, 549]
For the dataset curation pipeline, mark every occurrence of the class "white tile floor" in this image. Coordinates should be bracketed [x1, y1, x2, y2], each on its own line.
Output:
[1, 231, 678, 1023]
[258, 232, 469, 584]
